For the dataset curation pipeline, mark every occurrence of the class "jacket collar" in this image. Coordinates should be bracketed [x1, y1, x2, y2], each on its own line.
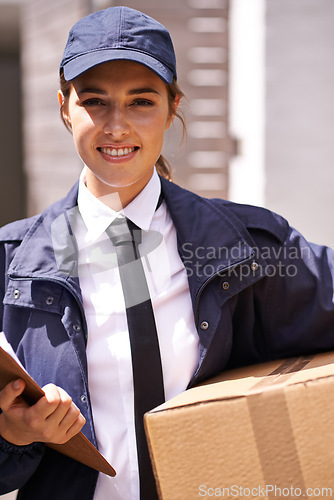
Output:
[7, 183, 82, 298]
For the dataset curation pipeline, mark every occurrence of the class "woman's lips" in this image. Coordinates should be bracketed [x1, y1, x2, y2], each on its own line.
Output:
[97, 146, 139, 162]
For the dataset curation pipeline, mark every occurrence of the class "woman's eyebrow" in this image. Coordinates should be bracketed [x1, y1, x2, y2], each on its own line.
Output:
[77, 87, 107, 96]
[127, 87, 160, 96]
[76, 87, 160, 96]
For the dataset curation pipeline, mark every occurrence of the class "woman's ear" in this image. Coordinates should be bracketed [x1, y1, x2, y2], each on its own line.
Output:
[166, 94, 181, 129]
[58, 90, 72, 129]
[57, 90, 64, 107]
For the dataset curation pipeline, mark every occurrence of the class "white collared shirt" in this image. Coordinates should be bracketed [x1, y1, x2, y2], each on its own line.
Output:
[75, 168, 199, 500]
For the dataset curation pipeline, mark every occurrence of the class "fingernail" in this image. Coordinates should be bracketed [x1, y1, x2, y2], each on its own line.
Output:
[13, 380, 22, 390]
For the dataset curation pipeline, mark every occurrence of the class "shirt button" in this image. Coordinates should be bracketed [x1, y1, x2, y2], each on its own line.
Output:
[13, 289, 20, 299]
[221, 281, 230, 290]
[251, 261, 259, 272]
[200, 321, 209, 330]
[73, 324, 81, 332]
[80, 395, 87, 404]
[46, 296, 54, 305]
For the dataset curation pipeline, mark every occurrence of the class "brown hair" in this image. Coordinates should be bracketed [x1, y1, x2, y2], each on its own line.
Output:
[59, 71, 186, 180]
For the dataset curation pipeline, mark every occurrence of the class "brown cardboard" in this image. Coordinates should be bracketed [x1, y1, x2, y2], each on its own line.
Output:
[145, 353, 334, 499]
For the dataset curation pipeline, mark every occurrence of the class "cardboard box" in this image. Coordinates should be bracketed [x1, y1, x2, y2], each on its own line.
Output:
[145, 352, 334, 499]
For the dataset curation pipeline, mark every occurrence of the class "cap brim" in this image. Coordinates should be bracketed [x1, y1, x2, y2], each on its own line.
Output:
[62, 49, 174, 84]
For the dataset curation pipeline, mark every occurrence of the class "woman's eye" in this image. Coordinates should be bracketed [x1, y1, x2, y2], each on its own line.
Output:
[82, 98, 105, 107]
[132, 99, 153, 107]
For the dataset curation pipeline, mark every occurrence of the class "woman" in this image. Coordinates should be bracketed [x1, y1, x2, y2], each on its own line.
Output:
[1, 6, 334, 500]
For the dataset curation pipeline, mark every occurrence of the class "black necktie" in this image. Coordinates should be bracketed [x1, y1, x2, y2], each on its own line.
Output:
[106, 216, 165, 500]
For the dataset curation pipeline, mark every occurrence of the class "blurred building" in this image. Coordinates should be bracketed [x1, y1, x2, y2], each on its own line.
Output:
[229, 0, 334, 247]
[0, 0, 334, 247]
[0, 0, 25, 226]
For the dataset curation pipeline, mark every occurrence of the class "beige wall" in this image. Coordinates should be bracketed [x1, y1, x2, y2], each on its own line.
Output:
[265, 0, 334, 247]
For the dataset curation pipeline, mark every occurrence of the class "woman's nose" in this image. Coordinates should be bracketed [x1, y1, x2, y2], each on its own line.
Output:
[103, 107, 130, 138]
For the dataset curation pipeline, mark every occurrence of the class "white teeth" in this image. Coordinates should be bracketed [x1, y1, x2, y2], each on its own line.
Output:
[100, 147, 135, 157]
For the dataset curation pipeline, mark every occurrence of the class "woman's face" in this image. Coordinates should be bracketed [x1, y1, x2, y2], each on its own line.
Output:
[61, 60, 175, 206]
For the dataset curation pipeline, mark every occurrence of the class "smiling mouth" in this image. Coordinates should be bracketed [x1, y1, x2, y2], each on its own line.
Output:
[97, 146, 139, 157]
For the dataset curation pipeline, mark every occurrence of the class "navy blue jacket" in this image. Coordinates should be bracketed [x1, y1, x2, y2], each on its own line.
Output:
[1, 177, 334, 498]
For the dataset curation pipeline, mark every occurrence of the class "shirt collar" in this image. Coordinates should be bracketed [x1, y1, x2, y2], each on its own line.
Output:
[77, 167, 161, 240]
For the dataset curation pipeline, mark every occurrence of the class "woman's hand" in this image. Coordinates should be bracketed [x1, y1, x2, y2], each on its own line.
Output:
[0, 379, 86, 446]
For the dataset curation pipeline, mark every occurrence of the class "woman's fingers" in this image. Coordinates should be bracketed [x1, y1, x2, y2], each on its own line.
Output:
[37, 385, 86, 443]
[57, 401, 86, 444]
[31, 384, 70, 420]
[0, 382, 85, 446]
[0, 379, 26, 412]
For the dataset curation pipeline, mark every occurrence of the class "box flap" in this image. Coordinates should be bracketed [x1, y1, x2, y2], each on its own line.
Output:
[149, 351, 334, 413]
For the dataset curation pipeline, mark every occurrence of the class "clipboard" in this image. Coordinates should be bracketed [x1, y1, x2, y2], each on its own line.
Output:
[0, 345, 116, 477]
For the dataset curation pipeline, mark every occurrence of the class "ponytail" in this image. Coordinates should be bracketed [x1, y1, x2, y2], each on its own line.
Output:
[156, 155, 172, 180]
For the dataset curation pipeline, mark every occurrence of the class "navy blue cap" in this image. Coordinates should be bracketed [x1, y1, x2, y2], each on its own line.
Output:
[60, 6, 177, 84]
